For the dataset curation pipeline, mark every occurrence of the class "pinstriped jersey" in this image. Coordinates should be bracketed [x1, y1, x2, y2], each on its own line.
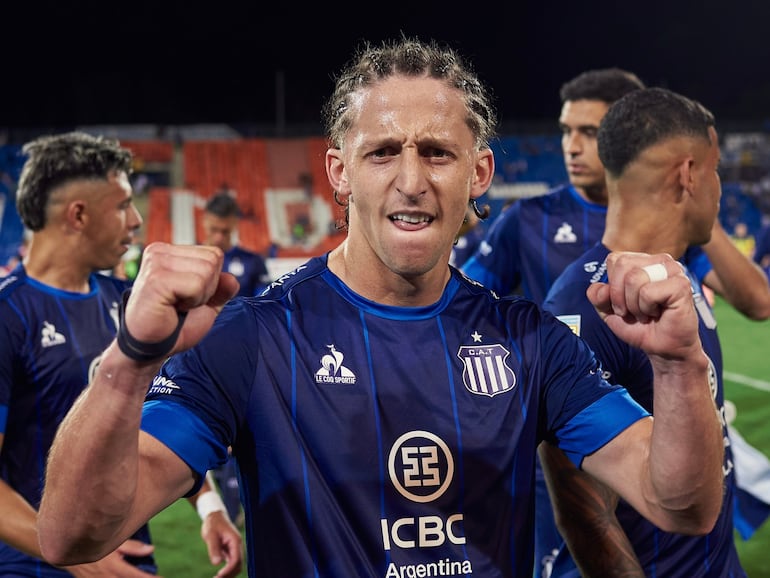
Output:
[142, 255, 649, 578]
[461, 184, 607, 302]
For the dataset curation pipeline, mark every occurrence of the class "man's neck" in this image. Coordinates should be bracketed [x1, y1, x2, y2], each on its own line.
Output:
[24, 238, 93, 293]
[575, 184, 608, 206]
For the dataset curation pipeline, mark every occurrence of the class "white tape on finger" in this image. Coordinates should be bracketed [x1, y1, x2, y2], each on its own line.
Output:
[642, 263, 668, 282]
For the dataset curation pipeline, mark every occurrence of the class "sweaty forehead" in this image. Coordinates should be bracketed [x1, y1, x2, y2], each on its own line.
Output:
[344, 75, 471, 146]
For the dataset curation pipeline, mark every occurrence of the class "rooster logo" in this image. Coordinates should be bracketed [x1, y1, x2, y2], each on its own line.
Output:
[315, 344, 356, 384]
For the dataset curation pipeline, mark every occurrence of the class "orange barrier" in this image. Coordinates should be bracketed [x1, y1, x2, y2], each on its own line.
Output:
[145, 187, 172, 244]
[183, 140, 271, 253]
[122, 141, 175, 165]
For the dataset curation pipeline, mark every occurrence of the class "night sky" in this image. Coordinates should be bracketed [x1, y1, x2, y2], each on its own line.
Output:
[3, 2, 770, 133]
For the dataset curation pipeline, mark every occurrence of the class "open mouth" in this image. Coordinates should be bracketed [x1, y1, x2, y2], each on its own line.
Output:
[390, 213, 434, 224]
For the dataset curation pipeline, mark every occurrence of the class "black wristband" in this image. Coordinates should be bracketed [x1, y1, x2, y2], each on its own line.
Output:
[116, 289, 187, 363]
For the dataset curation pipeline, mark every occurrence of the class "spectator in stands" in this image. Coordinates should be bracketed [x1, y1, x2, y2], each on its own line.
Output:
[38, 37, 724, 578]
[0, 132, 243, 577]
[730, 221, 756, 259]
[542, 86, 746, 577]
[202, 191, 271, 297]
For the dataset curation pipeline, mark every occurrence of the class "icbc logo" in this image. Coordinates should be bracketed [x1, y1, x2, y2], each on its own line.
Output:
[382, 431, 465, 550]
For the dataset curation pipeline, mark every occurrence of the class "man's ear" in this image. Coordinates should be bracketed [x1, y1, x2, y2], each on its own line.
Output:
[678, 156, 695, 198]
[66, 200, 88, 230]
[326, 148, 351, 202]
[471, 148, 495, 200]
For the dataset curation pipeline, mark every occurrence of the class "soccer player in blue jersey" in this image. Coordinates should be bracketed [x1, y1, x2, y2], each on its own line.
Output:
[461, 69, 770, 319]
[541, 87, 747, 577]
[0, 132, 243, 577]
[461, 67, 645, 304]
[462, 68, 770, 577]
[202, 191, 271, 298]
[39, 38, 725, 578]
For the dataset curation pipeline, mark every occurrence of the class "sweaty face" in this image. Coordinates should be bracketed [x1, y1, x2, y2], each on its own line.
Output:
[559, 99, 610, 202]
[202, 214, 238, 251]
[82, 171, 142, 271]
[331, 75, 492, 279]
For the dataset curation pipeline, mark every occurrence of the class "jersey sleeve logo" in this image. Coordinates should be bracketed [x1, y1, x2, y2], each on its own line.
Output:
[556, 314, 581, 336]
[457, 336, 516, 397]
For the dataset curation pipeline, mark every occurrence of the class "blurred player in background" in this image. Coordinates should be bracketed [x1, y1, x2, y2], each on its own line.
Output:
[0, 132, 243, 577]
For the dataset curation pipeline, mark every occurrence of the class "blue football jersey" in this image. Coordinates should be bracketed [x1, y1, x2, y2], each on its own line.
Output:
[224, 245, 271, 297]
[0, 266, 156, 576]
[141, 256, 649, 577]
[462, 184, 714, 577]
[461, 184, 608, 302]
[543, 243, 745, 578]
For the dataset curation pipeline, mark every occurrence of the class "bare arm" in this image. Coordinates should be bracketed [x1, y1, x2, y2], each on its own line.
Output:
[582, 252, 724, 534]
[0, 434, 161, 577]
[188, 473, 244, 578]
[38, 243, 239, 566]
[539, 443, 644, 578]
[701, 220, 770, 320]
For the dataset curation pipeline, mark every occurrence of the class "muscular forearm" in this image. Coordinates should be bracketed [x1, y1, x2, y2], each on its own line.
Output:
[644, 351, 724, 533]
[38, 341, 162, 565]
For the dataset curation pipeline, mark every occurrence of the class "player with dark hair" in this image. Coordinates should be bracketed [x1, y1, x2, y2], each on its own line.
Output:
[461, 67, 644, 303]
[38, 39, 723, 578]
[202, 191, 270, 298]
[542, 87, 746, 577]
[462, 66, 770, 576]
[0, 132, 243, 577]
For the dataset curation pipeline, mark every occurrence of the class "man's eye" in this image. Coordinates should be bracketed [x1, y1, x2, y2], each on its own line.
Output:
[425, 148, 449, 158]
[371, 147, 394, 158]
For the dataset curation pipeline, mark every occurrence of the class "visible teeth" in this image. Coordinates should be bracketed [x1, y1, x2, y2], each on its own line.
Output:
[392, 214, 430, 224]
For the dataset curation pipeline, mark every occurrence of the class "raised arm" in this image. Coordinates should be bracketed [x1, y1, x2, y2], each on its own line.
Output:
[701, 220, 770, 320]
[38, 243, 239, 566]
[582, 252, 724, 535]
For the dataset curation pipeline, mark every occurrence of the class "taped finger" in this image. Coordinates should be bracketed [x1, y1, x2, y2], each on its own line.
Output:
[642, 263, 668, 283]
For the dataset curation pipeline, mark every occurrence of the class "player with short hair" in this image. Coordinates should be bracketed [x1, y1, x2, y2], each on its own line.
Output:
[542, 87, 746, 577]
